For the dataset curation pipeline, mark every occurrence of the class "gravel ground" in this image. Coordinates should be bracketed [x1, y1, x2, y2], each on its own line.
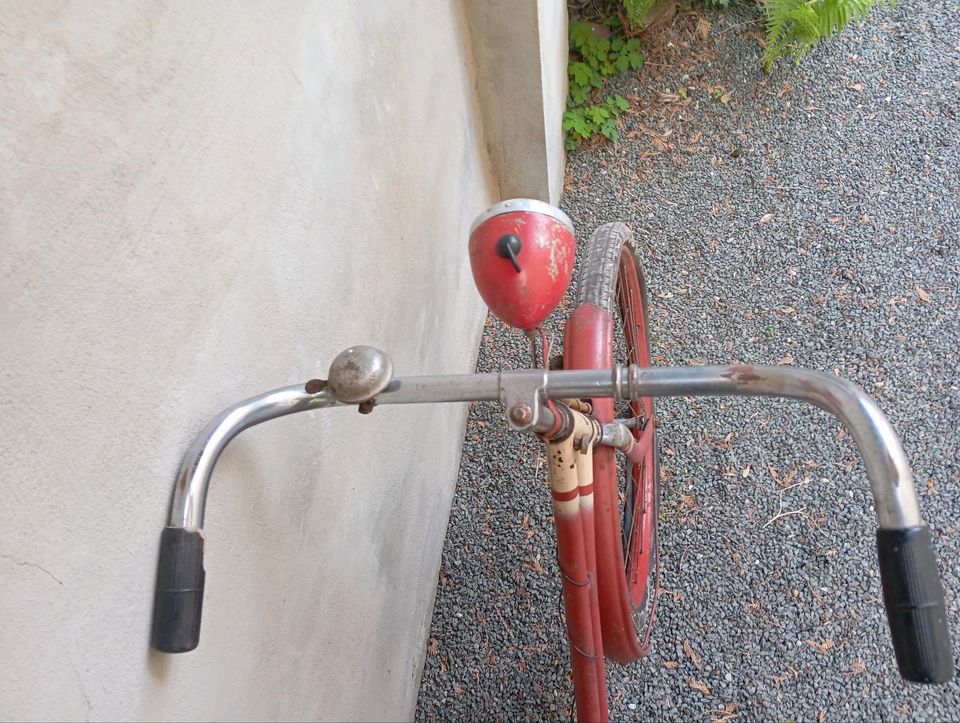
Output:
[417, 3, 960, 721]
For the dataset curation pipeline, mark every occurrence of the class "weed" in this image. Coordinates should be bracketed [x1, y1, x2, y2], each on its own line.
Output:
[564, 19, 644, 150]
[614, 0, 895, 72]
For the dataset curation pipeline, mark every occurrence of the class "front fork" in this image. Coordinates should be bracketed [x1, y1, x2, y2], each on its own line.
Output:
[545, 405, 609, 723]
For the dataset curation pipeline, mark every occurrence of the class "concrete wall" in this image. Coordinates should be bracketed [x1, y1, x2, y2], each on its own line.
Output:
[466, 0, 567, 204]
[0, 1, 565, 720]
[538, 0, 570, 202]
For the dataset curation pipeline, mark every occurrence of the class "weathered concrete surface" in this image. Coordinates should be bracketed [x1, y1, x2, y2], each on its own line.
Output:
[0, 1, 564, 719]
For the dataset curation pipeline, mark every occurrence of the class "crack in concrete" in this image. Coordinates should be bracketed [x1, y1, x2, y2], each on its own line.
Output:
[0, 553, 65, 586]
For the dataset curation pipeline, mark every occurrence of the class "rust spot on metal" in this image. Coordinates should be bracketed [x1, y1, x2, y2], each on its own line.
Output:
[509, 403, 534, 426]
[304, 379, 327, 394]
[721, 364, 765, 384]
[358, 399, 376, 414]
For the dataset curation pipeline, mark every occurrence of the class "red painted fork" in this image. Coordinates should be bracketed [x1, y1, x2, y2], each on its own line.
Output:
[621, 419, 655, 465]
[564, 302, 648, 666]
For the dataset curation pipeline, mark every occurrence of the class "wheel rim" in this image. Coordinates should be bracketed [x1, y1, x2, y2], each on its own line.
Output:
[614, 246, 659, 634]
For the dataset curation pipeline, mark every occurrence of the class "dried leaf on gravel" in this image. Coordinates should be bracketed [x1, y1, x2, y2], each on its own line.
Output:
[696, 18, 711, 39]
[916, 286, 931, 303]
[758, 212, 774, 226]
[776, 354, 794, 365]
[710, 703, 738, 723]
[683, 639, 703, 669]
[707, 431, 734, 450]
[805, 638, 835, 654]
[688, 678, 711, 694]
[428, 638, 439, 656]
[663, 660, 679, 669]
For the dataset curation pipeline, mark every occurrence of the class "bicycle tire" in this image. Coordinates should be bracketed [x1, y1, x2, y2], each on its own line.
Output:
[564, 222, 659, 664]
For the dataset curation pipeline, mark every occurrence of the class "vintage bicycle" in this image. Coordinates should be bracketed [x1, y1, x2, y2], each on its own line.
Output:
[151, 199, 953, 721]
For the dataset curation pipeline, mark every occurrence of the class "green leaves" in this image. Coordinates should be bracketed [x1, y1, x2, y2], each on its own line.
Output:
[600, 119, 619, 143]
[566, 19, 644, 150]
[762, 0, 896, 71]
[568, 61, 591, 87]
[586, 105, 610, 124]
[563, 95, 630, 151]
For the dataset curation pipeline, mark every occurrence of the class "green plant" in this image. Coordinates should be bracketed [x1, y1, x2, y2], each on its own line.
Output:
[622, 0, 657, 28]
[762, 0, 895, 71]
[621, 0, 729, 30]
[564, 19, 644, 150]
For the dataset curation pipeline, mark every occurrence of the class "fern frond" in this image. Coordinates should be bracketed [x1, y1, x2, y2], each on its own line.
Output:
[763, 0, 896, 71]
[622, 0, 657, 29]
[765, 0, 804, 47]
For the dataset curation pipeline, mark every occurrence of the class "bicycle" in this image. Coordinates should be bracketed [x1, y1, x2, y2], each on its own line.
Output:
[151, 199, 953, 721]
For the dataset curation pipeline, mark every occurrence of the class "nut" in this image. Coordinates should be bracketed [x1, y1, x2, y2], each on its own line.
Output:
[509, 402, 534, 426]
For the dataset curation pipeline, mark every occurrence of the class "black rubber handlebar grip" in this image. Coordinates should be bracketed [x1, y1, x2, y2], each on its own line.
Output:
[877, 526, 954, 683]
[151, 527, 205, 653]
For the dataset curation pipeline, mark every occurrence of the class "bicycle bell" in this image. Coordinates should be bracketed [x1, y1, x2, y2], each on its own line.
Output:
[469, 199, 576, 329]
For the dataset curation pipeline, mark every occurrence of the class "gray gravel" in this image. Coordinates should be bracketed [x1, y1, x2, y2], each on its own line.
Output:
[417, 3, 960, 721]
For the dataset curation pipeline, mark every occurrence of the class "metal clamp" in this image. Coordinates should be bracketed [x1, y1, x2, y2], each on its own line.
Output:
[499, 368, 549, 433]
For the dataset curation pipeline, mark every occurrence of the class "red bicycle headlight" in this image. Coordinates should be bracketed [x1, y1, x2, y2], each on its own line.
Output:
[468, 199, 576, 330]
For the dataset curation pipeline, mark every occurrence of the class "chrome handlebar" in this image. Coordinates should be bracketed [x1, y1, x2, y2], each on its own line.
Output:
[168, 361, 919, 530]
[151, 349, 953, 684]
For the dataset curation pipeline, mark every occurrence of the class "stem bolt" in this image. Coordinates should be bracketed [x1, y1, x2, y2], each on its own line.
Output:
[509, 402, 534, 426]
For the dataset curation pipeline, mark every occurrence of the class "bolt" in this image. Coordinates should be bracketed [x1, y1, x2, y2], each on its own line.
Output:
[305, 378, 327, 394]
[509, 402, 533, 426]
[358, 399, 376, 415]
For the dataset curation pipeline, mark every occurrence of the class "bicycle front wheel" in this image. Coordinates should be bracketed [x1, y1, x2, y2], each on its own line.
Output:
[563, 222, 659, 664]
